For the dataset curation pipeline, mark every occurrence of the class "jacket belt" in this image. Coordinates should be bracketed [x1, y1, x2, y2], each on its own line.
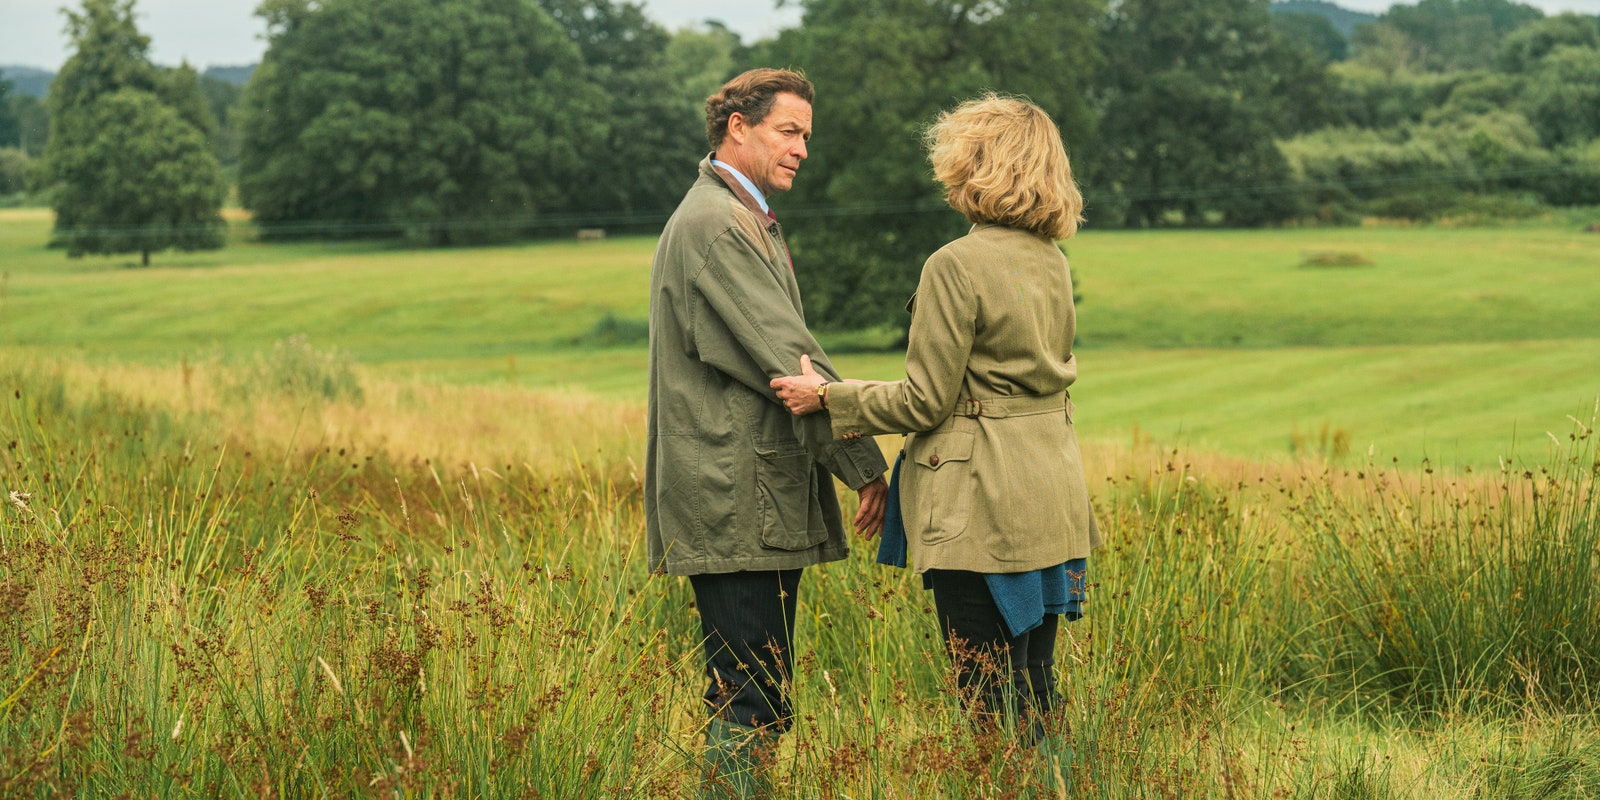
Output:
[957, 390, 1068, 419]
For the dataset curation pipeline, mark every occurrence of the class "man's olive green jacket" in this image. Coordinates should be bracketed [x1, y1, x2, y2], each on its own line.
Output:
[825, 224, 1102, 574]
[646, 157, 888, 576]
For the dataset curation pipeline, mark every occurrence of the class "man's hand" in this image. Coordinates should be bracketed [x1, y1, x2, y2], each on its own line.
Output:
[770, 354, 828, 415]
[854, 477, 888, 540]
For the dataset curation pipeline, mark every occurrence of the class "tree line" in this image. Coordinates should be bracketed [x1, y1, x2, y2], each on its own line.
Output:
[13, 0, 1600, 330]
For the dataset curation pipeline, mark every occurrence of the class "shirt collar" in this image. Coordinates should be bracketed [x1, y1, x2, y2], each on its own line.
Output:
[711, 159, 769, 214]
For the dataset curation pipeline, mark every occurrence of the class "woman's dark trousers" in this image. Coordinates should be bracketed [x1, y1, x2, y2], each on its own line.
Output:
[926, 568, 1060, 736]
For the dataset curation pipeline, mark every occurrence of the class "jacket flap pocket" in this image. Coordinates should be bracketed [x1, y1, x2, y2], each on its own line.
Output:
[910, 430, 973, 470]
[753, 448, 824, 551]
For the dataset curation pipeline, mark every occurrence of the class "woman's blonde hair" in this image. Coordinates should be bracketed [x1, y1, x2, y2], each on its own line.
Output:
[925, 93, 1084, 240]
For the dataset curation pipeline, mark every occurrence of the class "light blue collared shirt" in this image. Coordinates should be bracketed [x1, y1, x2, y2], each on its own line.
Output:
[711, 159, 769, 215]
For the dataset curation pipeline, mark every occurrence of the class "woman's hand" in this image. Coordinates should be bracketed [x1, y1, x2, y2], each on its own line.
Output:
[770, 354, 829, 415]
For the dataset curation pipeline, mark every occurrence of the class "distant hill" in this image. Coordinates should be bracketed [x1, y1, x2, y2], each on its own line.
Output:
[0, 66, 54, 98]
[1270, 0, 1379, 39]
[202, 65, 256, 86]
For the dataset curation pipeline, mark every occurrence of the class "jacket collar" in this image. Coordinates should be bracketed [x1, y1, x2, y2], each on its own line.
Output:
[701, 155, 774, 224]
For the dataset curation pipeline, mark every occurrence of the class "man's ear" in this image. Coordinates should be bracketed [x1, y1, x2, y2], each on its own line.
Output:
[725, 112, 749, 146]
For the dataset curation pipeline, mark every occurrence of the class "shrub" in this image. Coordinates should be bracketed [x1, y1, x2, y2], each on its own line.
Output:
[1299, 251, 1373, 268]
[1440, 192, 1548, 225]
[228, 334, 363, 402]
[0, 147, 28, 195]
[573, 310, 649, 348]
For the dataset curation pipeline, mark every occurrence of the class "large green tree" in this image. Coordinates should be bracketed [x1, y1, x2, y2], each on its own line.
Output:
[1094, 0, 1334, 227]
[238, 0, 608, 243]
[44, 0, 225, 264]
[158, 63, 218, 141]
[542, 0, 713, 220]
[1521, 45, 1600, 147]
[760, 0, 1103, 334]
[48, 89, 226, 265]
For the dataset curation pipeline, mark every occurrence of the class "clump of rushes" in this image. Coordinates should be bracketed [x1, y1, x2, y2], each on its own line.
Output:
[226, 334, 365, 402]
[1295, 407, 1600, 713]
[1299, 251, 1373, 268]
[3, 354, 1600, 798]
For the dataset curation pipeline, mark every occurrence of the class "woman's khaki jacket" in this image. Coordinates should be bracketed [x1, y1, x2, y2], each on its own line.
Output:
[645, 157, 888, 577]
[826, 224, 1102, 573]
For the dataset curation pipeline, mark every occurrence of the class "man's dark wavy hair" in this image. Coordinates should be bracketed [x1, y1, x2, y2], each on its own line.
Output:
[705, 68, 814, 150]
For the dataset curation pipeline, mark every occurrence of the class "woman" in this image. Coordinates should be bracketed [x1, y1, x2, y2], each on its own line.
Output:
[770, 93, 1100, 734]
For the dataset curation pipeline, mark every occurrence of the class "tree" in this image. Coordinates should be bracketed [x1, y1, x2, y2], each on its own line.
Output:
[1521, 45, 1600, 147]
[1349, 21, 1421, 75]
[158, 63, 218, 141]
[664, 22, 743, 112]
[1355, 0, 1544, 72]
[44, 0, 225, 264]
[1440, 72, 1526, 117]
[1325, 64, 1462, 128]
[0, 79, 17, 149]
[3, 93, 50, 156]
[542, 0, 711, 219]
[1095, 0, 1334, 227]
[238, 0, 609, 244]
[759, 0, 1103, 334]
[1272, 11, 1349, 62]
[48, 89, 225, 264]
[197, 74, 245, 165]
[0, 148, 29, 195]
[48, 0, 160, 112]
[1497, 13, 1600, 73]
[1, 78, 41, 195]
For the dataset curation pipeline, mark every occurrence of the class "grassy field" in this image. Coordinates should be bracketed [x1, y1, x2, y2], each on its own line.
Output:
[3, 209, 1600, 797]
[9, 208, 1595, 466]
[2, 348, 1597, 798]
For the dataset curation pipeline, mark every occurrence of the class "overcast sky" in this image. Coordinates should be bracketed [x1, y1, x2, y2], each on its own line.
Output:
[2, 0, 1597, 71]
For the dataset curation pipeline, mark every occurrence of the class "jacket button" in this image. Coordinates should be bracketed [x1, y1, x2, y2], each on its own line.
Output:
[929, 454, 940, 466]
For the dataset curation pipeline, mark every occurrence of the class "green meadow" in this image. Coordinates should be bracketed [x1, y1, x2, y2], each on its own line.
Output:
[3, 210, 1600, 797]
[3, 208, 1597, 465]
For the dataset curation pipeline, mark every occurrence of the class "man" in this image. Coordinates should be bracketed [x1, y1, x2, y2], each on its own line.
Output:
[645, 68, 889, 795]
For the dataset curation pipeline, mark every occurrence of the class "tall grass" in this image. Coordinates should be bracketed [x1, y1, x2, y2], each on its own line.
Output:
[3, 351, 1599, 797]
[1, 356, 700, 797]
[1294, 412, 1600, 712]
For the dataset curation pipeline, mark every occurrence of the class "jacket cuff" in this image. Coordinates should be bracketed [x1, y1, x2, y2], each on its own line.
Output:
[825, 435, 886, 490]
[826, 381, 867, 441]
[820, 383, 885, 489]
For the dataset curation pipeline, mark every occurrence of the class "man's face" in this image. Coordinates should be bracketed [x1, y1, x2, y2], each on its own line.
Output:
[724, 91, 812, 197]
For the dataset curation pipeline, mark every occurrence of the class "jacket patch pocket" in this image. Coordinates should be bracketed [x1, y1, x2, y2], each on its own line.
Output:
[907, 430, 974, 545]
[755, 447, 825, 551]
